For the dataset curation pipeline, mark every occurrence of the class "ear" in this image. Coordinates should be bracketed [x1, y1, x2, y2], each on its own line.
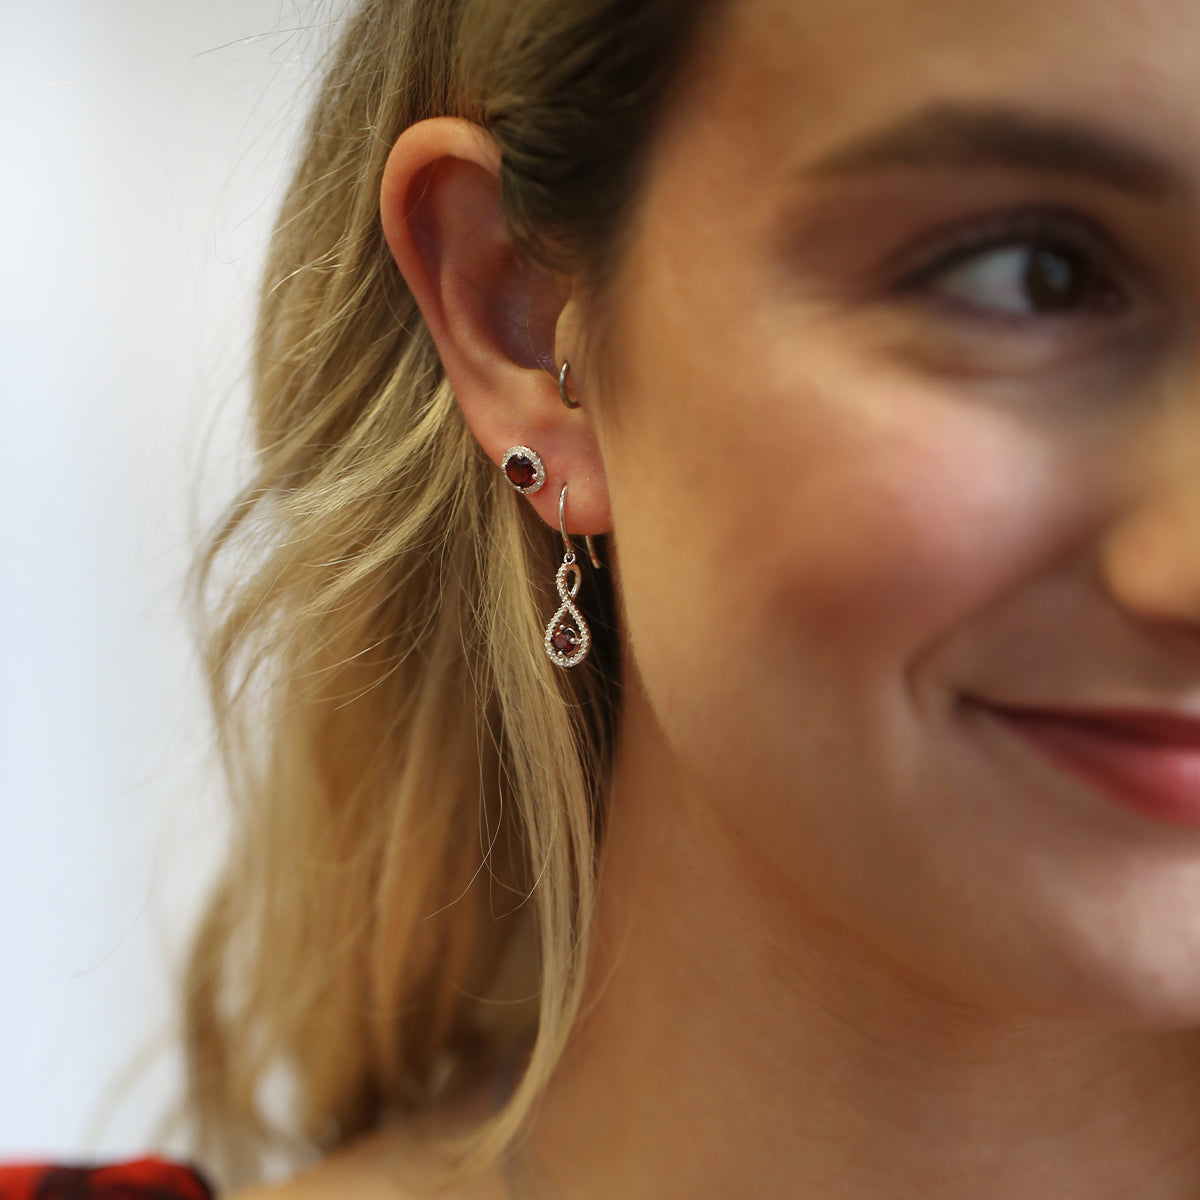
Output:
[379, 117, 610, 535]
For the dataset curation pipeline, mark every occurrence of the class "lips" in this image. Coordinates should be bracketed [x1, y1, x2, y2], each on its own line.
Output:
[971, 699, 1200, 826]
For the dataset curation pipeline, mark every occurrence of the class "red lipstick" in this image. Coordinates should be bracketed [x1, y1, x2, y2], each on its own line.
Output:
[975, 701, 1200, 827]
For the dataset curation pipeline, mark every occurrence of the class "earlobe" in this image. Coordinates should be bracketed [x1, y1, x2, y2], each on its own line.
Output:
[379, 118, 611, 536]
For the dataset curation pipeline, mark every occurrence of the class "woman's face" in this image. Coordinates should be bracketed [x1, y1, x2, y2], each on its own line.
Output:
[594, 0, 1200, 1024]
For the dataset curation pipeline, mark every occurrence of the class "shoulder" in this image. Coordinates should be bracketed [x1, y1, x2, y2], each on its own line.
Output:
[226, 1128, 412, 1200]
[225, 1124, 505, 1200]
[223, 1130, 421, 1200]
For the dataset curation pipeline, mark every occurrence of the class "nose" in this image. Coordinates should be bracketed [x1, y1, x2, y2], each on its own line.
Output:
[1098, 428, 1200, 638]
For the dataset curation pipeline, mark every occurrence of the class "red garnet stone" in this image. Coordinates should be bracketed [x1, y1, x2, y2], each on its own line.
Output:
[504, 454, 537, 490]
[551, 624, 580, 653]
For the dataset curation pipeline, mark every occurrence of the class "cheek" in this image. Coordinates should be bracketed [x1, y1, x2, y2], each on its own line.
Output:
[759, 410, 1035, 687]
[612, 370, 1062, 760]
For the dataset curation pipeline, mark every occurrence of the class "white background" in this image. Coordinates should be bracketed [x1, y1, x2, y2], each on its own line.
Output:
[1, 1, 340, 1163]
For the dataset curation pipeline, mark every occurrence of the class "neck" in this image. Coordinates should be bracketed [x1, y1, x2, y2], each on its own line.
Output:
[524, 687, 1200, 1200]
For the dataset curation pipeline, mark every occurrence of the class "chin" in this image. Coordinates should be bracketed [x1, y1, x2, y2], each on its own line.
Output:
[967, 933, 1200, 1032]
[1067, 966, 1200, 1031]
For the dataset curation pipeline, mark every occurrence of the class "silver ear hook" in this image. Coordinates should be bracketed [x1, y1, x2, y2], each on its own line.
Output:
[558, 361, 581, 409]
[558, 483, 574, 560]
[555, 364, 601, 566]
[558, 482, 603, 570]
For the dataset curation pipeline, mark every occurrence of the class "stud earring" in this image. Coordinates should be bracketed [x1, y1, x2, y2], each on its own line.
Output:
[544, 483, 591, 668]
[501, 445, 546, 494]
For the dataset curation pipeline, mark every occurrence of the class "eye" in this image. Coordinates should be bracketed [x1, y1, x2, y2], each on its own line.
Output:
[895, 212, 1129, 320]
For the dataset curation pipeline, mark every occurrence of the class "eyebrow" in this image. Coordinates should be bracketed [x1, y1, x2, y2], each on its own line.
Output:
[805, 103, 1187, 202]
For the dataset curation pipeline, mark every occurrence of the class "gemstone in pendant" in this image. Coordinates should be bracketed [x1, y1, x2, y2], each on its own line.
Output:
[551, 623, 580, 654]
[505, 455, 537, 490]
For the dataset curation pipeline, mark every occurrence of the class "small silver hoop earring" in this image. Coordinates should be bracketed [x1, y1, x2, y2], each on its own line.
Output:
[501, 445, 546, 494]
[558, 362, 581, 409]
[544, 483, 591, 668]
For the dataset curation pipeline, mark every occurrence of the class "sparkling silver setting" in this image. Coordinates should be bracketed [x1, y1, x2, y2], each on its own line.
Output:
[544, 554, 591, 669]
[501, 445, 546, 494]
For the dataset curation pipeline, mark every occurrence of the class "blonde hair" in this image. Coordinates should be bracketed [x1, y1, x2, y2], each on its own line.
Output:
[182, 0, 712, 1189]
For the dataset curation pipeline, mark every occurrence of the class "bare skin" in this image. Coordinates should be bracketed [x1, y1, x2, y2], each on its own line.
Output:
[237, 0, 1200, 1196]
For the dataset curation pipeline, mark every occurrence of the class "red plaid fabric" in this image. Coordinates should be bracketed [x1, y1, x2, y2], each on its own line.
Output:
[0, 1158, 214, 1200]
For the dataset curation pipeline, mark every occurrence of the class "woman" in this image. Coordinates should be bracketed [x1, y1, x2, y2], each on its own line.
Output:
[8, 0, 1200, 1195]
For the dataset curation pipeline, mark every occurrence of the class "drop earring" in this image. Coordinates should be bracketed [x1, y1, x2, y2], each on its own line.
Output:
[544, 483, 591, 669]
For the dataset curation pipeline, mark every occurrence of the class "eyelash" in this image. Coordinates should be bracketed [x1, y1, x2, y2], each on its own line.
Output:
[890, 207, 1129, 322]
